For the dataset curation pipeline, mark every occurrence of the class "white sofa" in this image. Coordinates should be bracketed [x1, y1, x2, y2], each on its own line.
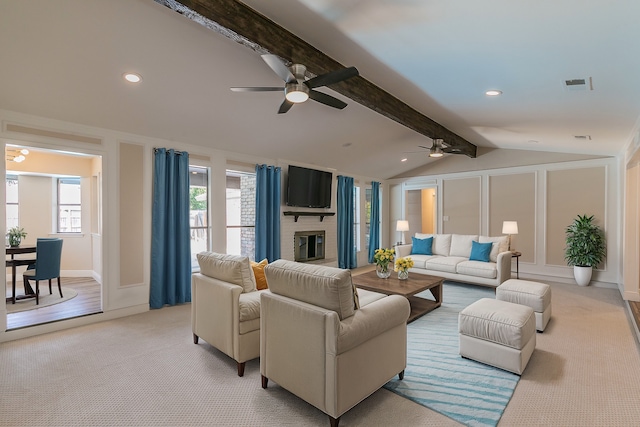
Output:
[395, 233, 512, 287]
[260, 259, 410, 427]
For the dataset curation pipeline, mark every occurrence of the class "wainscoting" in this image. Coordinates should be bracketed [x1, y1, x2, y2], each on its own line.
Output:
[6, 277, 102, 330]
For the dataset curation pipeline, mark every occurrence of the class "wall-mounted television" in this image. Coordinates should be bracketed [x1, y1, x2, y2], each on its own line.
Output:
[286, 165, 333, 208]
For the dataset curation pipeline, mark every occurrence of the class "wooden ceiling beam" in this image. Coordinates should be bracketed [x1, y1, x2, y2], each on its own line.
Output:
[154, 0, 477, 157]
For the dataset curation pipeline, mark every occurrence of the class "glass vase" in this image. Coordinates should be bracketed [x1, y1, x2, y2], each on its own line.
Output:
[376, 264, 391, 279]
[398, 269, 409, 280]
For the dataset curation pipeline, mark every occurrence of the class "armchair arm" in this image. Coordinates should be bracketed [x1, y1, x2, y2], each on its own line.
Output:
[395, 244, 412, 258]
[496, 251, 513, 285]
[191, 273, 243, 358]
[331, 295, 410, 355]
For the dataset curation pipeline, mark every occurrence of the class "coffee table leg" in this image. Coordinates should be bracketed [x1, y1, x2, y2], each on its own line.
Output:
[429, 281, 443, 306]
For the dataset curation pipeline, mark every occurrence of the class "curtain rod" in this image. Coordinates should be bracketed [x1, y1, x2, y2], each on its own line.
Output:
[153, 148, 186, 155]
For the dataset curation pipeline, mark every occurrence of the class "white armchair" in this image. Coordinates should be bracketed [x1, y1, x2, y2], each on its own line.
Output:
[260, 260, 410, 427]
[191, 252, 267, 376]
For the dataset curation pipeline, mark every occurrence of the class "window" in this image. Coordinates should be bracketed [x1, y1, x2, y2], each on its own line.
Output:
[226, 170, 256, 260]
[190, 166, 210, 269]
[354, 186, 361, 252]
[58, 178, 81, 233]
[6, 175, 19, 231]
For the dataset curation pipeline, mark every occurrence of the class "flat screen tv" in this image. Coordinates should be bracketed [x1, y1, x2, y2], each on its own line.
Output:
[286, 165, 333, 208]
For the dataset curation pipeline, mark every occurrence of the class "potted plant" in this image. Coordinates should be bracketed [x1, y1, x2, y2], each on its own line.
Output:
[564, 214, 606, 286]
[7, 226, 27, 247]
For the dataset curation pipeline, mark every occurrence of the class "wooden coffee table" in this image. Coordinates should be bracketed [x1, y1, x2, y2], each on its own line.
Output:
[352, 270, 443, 323]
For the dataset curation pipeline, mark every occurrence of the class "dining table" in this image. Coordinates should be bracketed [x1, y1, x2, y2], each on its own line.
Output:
[5, 245, 37, 304]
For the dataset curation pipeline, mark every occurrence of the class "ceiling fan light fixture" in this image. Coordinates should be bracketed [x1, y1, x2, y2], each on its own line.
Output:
[285, 83, 309, 103]
[429, 139, 444, 157]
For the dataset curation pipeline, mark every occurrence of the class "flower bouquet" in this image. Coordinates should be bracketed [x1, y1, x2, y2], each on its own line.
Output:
[394, 256, 414, 280]
[373, 248, 395, 278]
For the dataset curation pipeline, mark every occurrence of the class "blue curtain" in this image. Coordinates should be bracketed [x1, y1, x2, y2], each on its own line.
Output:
[337, 175, 357, 269]
[368, 181, 381, 263]
[150, 148, 191, 309]
[255, 164, 281, 262]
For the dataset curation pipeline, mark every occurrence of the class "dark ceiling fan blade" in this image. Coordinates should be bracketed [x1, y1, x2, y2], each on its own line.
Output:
[261, 54, 296, 83]
[230, 87, 283, 92]
[305, 66, 359, 88]
[308, 90, 348, 109]
[418, 145, 430, 150]
[277, 99, 294, 114]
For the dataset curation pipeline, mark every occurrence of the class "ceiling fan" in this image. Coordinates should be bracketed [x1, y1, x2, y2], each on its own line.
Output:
[230, 54, 359, 114]
[417, 139, 463, 157]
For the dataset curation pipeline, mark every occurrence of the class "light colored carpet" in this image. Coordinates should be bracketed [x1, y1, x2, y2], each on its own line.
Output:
[5, 286, 77, 313]
[385, 282, 519, 427]
[1, 280, 640, 426]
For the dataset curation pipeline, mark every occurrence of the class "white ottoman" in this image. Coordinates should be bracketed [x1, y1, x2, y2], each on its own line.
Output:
[496, 279, 552, 332]
[459, 298, 536, 375]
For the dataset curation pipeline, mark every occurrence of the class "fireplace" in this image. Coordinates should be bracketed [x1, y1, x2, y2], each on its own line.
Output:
[294, 231, 325, 262]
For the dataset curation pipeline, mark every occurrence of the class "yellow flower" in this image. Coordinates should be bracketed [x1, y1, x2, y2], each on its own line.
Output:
[394, 256, 414, 272]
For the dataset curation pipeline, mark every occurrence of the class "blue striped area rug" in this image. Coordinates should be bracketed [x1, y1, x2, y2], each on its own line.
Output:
[384, 281, 520, 427]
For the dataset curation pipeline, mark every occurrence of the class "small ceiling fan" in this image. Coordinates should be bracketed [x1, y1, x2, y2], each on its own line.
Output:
[231, 54, 359, 114]
[417, 139, 463, 157]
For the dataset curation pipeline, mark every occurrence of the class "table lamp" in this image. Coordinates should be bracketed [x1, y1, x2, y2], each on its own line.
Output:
[396, 220, 409, 245]
[502, 221, 518, 251]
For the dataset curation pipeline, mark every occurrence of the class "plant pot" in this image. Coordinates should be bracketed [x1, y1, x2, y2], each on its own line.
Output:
[376, 264, 391, 279]
[8, 235, 21, 247]
[574, 266, 593, 286]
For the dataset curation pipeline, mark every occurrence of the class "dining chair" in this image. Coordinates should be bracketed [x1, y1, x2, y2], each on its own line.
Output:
[23, 238, 64, 305]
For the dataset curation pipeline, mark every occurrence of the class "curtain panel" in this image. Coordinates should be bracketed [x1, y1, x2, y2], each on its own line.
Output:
[368, 181, 381, 263]
[255, 164, 281, 262]
[337, 175, 357, 269]
[150, 148, 191, 309]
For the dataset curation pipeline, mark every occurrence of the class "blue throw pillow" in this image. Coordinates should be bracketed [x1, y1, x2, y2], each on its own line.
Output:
[411, 236, 433, 255]
[469, 240, 492, 262]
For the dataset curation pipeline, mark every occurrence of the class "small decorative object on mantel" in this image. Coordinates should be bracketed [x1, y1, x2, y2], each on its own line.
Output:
[373, 247, 395, 279]
[395, 256, 414, 280]
[7, 226, 27, 247]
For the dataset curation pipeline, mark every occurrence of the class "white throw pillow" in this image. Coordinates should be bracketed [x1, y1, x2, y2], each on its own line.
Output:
[197, 252, 257, 293]
[479, 235, 510, 262]
[450, 234, 479, 258]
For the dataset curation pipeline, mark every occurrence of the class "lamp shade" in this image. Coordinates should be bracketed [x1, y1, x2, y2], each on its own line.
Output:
[502, 221, 518, 235]
[396, 220, 409, 232]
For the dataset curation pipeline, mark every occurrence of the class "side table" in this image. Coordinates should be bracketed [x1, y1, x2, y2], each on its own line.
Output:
[511, 251, 522, 279]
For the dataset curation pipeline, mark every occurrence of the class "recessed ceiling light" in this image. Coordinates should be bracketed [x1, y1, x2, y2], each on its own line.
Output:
[123, 73, 142, 83]
[401, 158, 408, 162]
[485, 90, 502, 96]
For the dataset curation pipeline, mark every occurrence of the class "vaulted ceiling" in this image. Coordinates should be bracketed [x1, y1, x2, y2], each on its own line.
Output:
[1, 0, 638, 179]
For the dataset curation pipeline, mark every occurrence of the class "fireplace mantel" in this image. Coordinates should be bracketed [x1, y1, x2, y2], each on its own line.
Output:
[283, 211, 335, 222]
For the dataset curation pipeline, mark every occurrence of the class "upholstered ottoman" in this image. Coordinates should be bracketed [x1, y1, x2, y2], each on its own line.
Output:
[496, 279, 552, 332]
[458, 298, 536, 375]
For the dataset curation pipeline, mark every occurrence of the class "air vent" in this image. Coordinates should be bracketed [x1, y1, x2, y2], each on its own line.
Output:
[574, 135, 592, 140]
[564, 77, 593, 91]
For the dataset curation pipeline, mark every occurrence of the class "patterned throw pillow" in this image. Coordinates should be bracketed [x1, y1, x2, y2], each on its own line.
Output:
[411, 236, 433, 255]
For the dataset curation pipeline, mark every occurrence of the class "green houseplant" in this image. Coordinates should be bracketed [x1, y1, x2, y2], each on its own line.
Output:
[7, 226, 27, 247]
[564, 214, 606, 286]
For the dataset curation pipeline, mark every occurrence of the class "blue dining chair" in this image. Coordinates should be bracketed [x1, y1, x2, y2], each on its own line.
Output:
[23, 238, 64, 305]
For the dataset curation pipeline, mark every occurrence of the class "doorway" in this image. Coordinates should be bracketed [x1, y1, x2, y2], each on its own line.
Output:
[405, 187, 437, 237]
[4, 145, 103, 330]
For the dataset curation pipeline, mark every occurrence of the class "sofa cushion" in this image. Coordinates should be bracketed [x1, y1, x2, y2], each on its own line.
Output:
[450, 234, 479, 258]
[469, 240, 492, 262]
[264, 259, 357, 320]
[425, 256, 466, 273]
[432, 234, 452, 256]
[238, 289, 265, 322]
[479, 235, 509, 262]
[456, 260, 498, 279]
[356, 288, 387, 307]
[251, 258, 269, 290]
[405, 254, 436, 269]
[197, 252, 256, 293]
[411, 236, 433, 255]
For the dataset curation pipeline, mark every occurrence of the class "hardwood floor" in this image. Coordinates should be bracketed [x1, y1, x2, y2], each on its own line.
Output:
[6, 277, 102, 330]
